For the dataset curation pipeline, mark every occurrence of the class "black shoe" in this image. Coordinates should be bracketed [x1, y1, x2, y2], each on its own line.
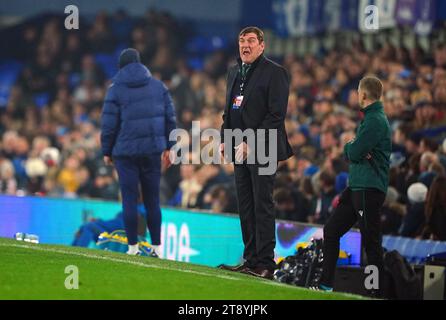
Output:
[366, 289, 382, 299]
[217, 263, 250, 272]
[242, 267, 274, 280]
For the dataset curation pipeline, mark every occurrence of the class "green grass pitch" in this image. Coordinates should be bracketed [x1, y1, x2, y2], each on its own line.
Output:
[0, 237, 367, 300]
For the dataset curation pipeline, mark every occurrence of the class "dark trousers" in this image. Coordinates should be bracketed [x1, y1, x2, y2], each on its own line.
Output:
[234, 164, 276, 270]
[320, 187, 386, 288]
[114, 155, 162, 246]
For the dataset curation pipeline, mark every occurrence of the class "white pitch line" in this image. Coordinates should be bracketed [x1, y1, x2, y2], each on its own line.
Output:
[0, 242, 239, 281]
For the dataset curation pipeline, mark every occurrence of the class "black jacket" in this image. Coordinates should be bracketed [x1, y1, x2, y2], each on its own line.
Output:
[399, 202, 425, 237]
[221, 55, 293, 162]
[423, 206, 446, 241]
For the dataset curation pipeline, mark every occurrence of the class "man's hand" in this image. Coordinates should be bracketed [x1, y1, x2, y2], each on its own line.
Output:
[219, 143, 225, 157]
[235, 142, 250, 163]
[219, 143, 229, 163]
[365, 153, 372, 160]
[103, 156, 113, 166]
[162, 149, 173, 170]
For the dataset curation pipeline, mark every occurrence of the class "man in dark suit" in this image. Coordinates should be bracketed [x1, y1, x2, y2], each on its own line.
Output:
[218, 27, 293, 279]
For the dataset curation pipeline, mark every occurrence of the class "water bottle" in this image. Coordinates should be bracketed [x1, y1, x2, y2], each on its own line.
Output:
[25, 234, 39, 244]
[14, 232, 39, 244]
[14, 232, 25, 241]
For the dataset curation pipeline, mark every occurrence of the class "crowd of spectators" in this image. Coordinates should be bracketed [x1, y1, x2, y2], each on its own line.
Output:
[1, 9, 446, 241]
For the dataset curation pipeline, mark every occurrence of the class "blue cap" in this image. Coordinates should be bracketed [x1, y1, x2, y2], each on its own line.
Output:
[304, 165, 319, 177]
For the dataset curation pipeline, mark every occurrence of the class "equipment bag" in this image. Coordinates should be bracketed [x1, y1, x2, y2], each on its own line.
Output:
[383, 250, 423, 300]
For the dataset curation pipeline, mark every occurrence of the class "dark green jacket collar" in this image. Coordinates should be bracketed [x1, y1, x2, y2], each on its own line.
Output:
[361, 101, 383, 114]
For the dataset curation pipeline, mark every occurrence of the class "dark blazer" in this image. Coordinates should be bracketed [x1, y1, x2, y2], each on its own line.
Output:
[101, 62, 177, 158]
[221, 55, 293, 162]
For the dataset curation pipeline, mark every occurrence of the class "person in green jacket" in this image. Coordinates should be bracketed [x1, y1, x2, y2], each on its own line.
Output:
[312, 76, 391, 294]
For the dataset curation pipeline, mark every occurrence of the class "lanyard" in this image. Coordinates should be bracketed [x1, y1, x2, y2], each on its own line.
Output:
[239, 64, 251, 96]
[239, 77, 246, 96]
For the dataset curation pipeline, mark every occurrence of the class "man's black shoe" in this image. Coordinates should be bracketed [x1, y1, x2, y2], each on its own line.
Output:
[366, 289, 383, 299]
[217, 263, 250, 272]
[242, 267, 274, 280]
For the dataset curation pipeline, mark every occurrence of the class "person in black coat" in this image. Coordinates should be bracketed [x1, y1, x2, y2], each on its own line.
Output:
[218, 27, 293, 279]
[399, 182, 427, 237]
[421, 175, 446, 241]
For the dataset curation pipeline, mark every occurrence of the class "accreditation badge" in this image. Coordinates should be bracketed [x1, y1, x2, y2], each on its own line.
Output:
[232, 95, 244, 110]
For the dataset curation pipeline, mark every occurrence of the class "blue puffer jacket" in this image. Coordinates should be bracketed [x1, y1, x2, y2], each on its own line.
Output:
[101, 63, 177, 157]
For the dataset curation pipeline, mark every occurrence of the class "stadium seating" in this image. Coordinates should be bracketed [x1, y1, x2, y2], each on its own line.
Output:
[33, 92, 50, 109]
[383, 235, 446, 264]
[94, 53, 119, 80]
[0, 60, 23, 107]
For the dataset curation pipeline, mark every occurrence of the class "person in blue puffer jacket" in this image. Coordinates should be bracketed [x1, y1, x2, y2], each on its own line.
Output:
[101, 48, 177, 256]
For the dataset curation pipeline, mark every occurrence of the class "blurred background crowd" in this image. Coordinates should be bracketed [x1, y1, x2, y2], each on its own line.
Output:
[1, 6, 446, 241]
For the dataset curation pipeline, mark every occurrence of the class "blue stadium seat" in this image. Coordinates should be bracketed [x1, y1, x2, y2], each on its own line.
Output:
[431, 241, 446, 255]
[382, 235, 399, 251]
[209, 36, 228, 51]
[383, 235, 446, 264]
[414, 240, 434, 263]
[186, 35, 228, 55]
[94, 53, 118, 80]
[394, 237, 411, 258]
[114, 44, 128, 57]
[404, 239, 419, 263]
[187, 57, 205, 71]
[186, 36, 208, 55]
[33, 92, 50, 109]
[111, 20, 133, 43]
[69, 72, 81, 89]
[0, 60, 23, 107]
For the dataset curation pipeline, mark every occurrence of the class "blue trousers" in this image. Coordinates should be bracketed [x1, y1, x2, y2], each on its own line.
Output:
[114, 155, 162, 246]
